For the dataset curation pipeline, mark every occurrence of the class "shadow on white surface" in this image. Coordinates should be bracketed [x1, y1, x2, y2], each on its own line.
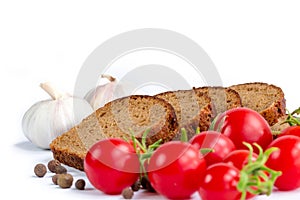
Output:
[14, 141, 46, 152]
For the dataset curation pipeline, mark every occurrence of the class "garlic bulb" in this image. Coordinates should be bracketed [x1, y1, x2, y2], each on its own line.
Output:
[22, 82, 93, 149]
[84, 74, 125, 110]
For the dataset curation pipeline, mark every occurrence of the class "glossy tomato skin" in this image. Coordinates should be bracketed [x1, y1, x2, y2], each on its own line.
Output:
[218, 108, 273, 151]
[278, 126, 300, 138]
[84, 138, 139, 194]
[266, 135, 300, 191]
[190, 131, 236, 166]
[223, 149, 258, 170]
[198, 163, 241, 200]
[148, 141, 206, 199]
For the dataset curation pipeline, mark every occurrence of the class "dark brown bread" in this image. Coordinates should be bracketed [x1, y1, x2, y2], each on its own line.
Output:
[155, 90, 213, 139]
[50, 95, 178, 170]
[229, 82, 286, 126]
[193, 87, 242, 117]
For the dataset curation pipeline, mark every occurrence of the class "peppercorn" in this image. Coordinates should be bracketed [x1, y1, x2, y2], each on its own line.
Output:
[122, 187, 134, 199]
[55, 165, 67, 174]
[131, 180, 141, 191]
[75, 179, 86, 190]
[57, 173, 73, 189]
[48, 160, 61, 173]
[52, 174, 60, 185]
[34, 163, 47, 178]
[141, 177, 155, 192]
[141, 176, 147, 189]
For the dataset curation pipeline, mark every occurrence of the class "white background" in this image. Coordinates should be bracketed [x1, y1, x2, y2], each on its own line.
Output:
[1, 0, 300, 199]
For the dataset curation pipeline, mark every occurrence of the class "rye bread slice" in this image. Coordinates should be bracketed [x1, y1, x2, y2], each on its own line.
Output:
[155, 90, 213, 139]
[193, 87, 242, 117]
[229, 82, 286, 126]
[50, 95, 178, 170]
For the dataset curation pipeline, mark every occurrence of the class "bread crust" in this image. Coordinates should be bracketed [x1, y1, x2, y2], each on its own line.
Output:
[50, 127, 86, 170]
[229, 82, 286, 126]
[52, 147, 85, 171]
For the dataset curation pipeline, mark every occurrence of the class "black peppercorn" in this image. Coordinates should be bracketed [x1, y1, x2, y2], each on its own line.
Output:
[48, 160, 61, 173]
[75, 179, 86, 190]
[141, 177, 155, 192]
[122, 187, 134, 199]
[52, 174, 59, 185]
[131, 180, 141, 191]
[55, 165, 67, 174]
[57, 173, 73, 189]
[34, 163, 47, 178]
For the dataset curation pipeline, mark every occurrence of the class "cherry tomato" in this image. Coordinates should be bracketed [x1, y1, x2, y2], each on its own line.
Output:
[190, 131, 236, 166]
[198, 163, 241, 200]
[223, 149, 258, 170]
[215, 108, 273, 151]
[148, 141, 206, 199]
[278, 125, 300, 138]
[84, 138, 139, 194]
[266, 135, 300, 191]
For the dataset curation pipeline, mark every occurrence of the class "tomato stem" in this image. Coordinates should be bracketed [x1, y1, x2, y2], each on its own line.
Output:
[196, 127, 200, 134]
[130, 129, 163, 182]
[131, 134, 137, 152]
[180, 128, 188, 142]
[200, 148, 214, 154]
[291, 107, 300, 115]
[130, 129, 147, 153]
[141, 129, 150, 148]
[209, 114, 219, 130]
[282, 108, 300, 126]
[209, 114, 227, 132]
[237, 142, 282, 200]
[148, 139, 162, 151]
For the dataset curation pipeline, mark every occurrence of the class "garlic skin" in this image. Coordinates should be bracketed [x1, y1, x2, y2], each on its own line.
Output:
[22, 82, 93, 149]
[84, 74, 125, 110]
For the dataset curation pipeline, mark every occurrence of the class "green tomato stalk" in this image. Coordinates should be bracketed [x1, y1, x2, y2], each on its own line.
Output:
[130, 129, 162, 180]
[283, 107, 300, 126]
[237, 142, 282, 200]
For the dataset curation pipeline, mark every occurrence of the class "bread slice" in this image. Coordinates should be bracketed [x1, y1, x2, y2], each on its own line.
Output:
[155, 90, 213, 139]
[193, 87, 242, 117]
[50, 95, 178, 170]
[270, 115, 289, 133]
[229, 82, 286, 126]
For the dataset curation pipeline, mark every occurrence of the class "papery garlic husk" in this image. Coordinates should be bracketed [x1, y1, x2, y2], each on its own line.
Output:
[22, 82, 93, 149]
[84, 74, 125, 110]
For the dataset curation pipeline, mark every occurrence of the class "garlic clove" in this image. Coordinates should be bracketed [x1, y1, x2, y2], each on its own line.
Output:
[84, 74, 125, 110]
[22, 83, 93, 149]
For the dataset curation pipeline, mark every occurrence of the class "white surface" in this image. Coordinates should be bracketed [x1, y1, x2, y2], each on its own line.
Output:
[1, 0, 300, 199]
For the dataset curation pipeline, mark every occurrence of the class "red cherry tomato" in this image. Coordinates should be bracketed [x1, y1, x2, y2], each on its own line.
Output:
[84, 138, 139, 194]
[190, 131, 236, 166]
[216, 108, 273, 151]
[278, 125, 300, 138]
[198, 163, 242, 200]
[148, 141, 206, 199]
[223, 149, 258, 170]
[266, 135, 300, 191]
